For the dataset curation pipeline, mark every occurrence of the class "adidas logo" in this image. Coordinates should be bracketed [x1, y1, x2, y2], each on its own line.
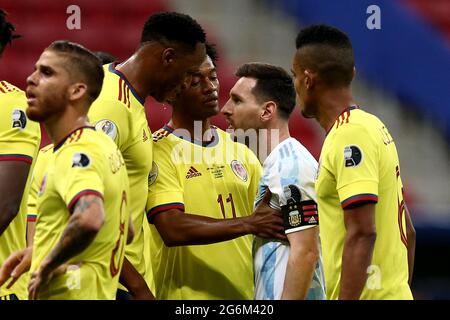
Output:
[308, 216, 317, 224]
[186, 166, 202, 179]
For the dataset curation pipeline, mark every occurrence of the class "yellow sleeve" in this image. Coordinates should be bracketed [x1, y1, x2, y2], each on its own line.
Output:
[328, 124, 379, 208]
[89, 99, 129, 150]
[146, 146, 184, 223]
[0, 93, 40, 162]
[53, 144, 105, 212]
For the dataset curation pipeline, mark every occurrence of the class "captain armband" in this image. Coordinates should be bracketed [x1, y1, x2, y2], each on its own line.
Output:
[281, 185, 319, 232]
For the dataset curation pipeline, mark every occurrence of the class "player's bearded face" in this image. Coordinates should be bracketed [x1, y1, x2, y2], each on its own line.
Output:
[26, 50, 70, 122]
[292, 54, 315, 119]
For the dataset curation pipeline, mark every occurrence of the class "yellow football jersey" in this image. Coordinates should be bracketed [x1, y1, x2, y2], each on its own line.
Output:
[30, 127, 130, 300]
[316, 107, 412, 300]
[27, 144, 54, 225]
[146, 125, 262, 299]
[0, 81, 41, 300]
[88, 63, 153, 288]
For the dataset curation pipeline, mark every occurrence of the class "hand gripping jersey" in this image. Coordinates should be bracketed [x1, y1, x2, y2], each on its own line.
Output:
[88, 63, 153, 290]
[146, 125, 262, 299]
[30, 127, 130, 299]
[253, 137, 326, 300]
[0, 81, 41, 299]
[316, 107, 413, 300]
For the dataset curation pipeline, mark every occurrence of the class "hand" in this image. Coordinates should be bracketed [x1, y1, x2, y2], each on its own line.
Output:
[28, 262, 72, 300]
[249, 190, 287, 241]
[0, 247, 32, 289]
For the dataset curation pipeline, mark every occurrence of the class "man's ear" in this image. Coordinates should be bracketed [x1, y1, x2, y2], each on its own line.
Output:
[68, 83, 88, 102]
[161, 47, 176, 67]
[304, 69, 316, 90]
[261, 101, 276, 122]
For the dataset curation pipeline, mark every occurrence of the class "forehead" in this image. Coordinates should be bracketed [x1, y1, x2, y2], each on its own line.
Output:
[195, 55, 215, 74]
[231, 77, 257, 96]
[37, 50, 67, 69]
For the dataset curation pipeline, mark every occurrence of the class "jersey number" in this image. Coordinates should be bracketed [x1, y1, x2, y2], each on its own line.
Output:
[217, 193, 236, 219]
[396, 165, 408, 247]
[110, 190, 127, 277]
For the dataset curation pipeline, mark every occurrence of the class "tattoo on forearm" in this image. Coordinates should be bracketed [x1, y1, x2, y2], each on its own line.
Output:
[44, 196, 102, 273]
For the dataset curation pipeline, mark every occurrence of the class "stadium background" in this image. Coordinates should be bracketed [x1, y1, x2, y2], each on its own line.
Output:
[1, 0, 449, 299]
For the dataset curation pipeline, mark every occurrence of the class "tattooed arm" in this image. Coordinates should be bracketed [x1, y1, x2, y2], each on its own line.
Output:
[28, 194, 104, 299]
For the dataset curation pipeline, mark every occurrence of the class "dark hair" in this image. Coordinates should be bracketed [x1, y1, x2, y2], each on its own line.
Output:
[236, 63, 296, 119]
[94, 51, 116, 64]
[295, 24, 354, 87]
[141, 12, 205, 52]
[205, 42, 218, 66]
[47, 40, 104, 104]
[0, 9, 21, 52]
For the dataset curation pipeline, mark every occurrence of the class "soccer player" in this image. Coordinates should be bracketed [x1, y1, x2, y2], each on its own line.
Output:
[1, 41, 132, 300]
[146, 44, 286, 299]
[292, 25, 416, 299]
[87, 12, 206, 299]
[0, 9, 41, 300]
[221, 62, 326, 300]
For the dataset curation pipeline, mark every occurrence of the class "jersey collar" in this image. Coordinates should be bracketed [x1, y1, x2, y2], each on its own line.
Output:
[53, 126, 95, 152]
[163, 124, 220, 148]
[326, 105, 359, 136]
[108, 63, 146, 106]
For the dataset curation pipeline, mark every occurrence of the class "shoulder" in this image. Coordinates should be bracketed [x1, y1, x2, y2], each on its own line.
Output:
[152, 127, 172, 144]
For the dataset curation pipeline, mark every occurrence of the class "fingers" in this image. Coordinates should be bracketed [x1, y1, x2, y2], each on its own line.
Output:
[7, 256, 32, 289]
[261, 189, 272, 205]
[0, 251, 24, 287]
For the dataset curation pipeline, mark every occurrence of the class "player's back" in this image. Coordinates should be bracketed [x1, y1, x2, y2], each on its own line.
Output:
[31, 127, 130, 299]
[147, 126, 262, 299]
[317, 108, 412, 299]
[88, 63, 152, 285]
[0, 81, 40, 299]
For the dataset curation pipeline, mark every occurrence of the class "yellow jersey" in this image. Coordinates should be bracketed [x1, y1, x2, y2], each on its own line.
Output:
[88, 63, 153, 287]
[146, 125, 262, 299]
[0, 81, 41, 300]
[30, 127, 130, 299]
[316, 107, 412, 300]
[27, 144, 54, 224]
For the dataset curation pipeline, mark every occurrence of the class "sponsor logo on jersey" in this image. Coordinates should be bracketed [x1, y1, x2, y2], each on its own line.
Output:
[230, 160, 248, 182]
[186, 166, 202, 179]
[344, 145, 363, 167]
[12, 109, 27, 129]
[148, 161, 158, 186]
[72, 153, 91, 168]
[95, 119, 118, 141]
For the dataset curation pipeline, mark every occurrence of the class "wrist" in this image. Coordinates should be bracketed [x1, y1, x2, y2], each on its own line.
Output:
[241, 215, 255, 235]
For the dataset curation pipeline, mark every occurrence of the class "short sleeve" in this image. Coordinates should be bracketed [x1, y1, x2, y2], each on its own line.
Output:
[146, 148, 184, 223]
[0, 94, 40, 162]
[53, 145, 105, 213]
[265, 150, 318, 234]
[329, 124, 379, 208]
[89, 99, 129, 149]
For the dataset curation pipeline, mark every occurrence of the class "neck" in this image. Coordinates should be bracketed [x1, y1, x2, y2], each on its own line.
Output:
[316, 87, 355, 133]
[116, 47, 154, 100]
[45, 107, 89, 146]
[169, 109, 213, 143]
[259, 120, 290, 163]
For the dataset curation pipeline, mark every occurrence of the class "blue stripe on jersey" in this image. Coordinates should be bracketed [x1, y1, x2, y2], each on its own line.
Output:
[261, 241, 277, 299]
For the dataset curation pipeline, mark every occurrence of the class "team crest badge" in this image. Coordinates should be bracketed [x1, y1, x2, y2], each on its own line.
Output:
[289, 210, 301, 227]
[12, 109, 27, 129]
[230, 160, 248, 182]
[95, 119, 118, 141]
[344, 145, 363, 167]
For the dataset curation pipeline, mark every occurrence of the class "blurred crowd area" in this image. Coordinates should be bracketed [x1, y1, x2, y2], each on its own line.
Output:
[1, 0, 449, 299]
